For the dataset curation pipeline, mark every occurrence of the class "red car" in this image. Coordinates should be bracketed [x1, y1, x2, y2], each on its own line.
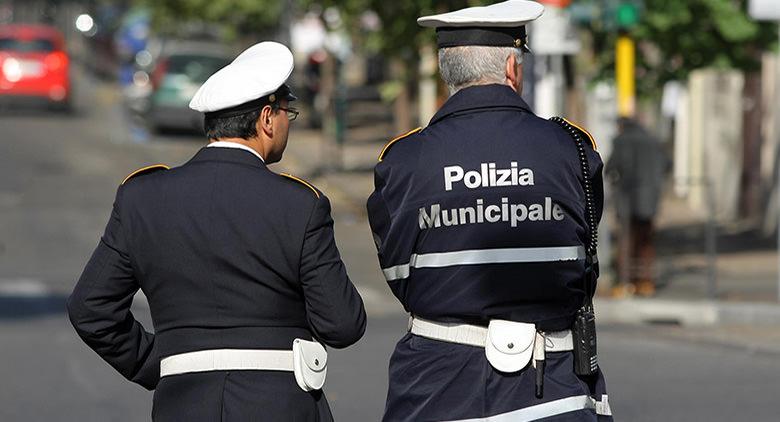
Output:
[0, 24, 70, 108]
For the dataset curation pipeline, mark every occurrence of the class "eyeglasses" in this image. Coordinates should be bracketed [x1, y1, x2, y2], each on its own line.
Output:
[278, 107, 300, 122]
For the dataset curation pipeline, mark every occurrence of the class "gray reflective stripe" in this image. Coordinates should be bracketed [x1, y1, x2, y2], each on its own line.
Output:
[413, 247, 586, 268]
[382, 264, 410, 281]
[381, 246, 585, 281]
[443, 395, 606, 422]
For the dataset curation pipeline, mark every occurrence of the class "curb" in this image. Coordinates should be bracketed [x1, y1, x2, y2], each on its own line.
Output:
[595, 298, 780, 326]
[717, 302, 780, 325]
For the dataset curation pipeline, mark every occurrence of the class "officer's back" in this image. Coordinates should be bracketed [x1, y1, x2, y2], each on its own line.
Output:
[123, 148, 364, 354]
[67, 42, 365, 422]
[368, 3, 612, 421]
[375, 84, 601, 331]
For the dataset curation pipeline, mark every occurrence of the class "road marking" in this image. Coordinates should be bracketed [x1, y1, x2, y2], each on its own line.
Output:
[0, 279, 399, 318]
[132, 291, 149, 310]
[0, 278, 49, 297]
[355, 284, 404, 317]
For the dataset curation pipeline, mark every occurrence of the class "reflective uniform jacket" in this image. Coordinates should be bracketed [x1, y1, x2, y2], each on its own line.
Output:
[368, 84, 603, 332]
[67, 146, 366, 421]
[367, 84, 612, 421]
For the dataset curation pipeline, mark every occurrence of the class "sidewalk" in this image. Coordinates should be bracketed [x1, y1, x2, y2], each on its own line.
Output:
[279, 128, 780, 353]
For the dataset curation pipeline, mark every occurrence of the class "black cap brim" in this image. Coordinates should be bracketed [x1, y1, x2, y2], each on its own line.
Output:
[275, 84, 298, 102]
[436, 26, 530, 52]
[205, 84, 297, 119]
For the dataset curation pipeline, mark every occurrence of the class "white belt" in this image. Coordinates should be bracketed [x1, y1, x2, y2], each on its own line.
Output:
[409, 317, 574, 352]
[160, 349, 294, 377]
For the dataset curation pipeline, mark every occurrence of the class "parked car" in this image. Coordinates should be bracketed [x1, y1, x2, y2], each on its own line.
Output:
[146, 42, 232, 133]
[0, 24, 70, 110]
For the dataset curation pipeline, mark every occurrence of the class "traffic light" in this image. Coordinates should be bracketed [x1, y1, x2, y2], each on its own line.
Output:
[614, 1, 641, 117]
[616, 2, 640, 29]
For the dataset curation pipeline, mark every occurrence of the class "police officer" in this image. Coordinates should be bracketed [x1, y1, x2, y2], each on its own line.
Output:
[367, 2, 612, 420]
[67, 42, 366, 421]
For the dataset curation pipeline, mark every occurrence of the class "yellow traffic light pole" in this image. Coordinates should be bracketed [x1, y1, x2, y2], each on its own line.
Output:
[616, 34, 636, 117]
[615, 29, 636, 288]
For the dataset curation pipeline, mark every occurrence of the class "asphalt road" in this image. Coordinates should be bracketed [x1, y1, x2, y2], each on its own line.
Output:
[1, 68, 778, 421]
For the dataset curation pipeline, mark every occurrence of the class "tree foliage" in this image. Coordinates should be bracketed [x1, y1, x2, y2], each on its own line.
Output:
[310, 0, 491, 58]
[134, 0, 286, 39]
[137, 0, 492, 50]
[584, 0, 778, 96]
[133, 0, 778, 99]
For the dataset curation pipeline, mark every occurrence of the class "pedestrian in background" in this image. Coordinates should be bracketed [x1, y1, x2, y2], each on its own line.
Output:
[67, 41, 366, 421]
[607, 117, 669, 297]
[366, 1, 612, 420]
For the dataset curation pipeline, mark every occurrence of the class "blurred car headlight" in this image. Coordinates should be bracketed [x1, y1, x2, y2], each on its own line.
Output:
[75, 14, 94, 33]
[2, 58, 22, 83]
[133, 70, 150, 87]
[135, 50, 153, 68]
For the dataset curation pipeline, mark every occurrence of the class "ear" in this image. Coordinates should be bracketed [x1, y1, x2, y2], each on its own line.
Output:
[505, 53, 523, 93]
[259, 105, 274, 137]
[505, 54, 517, 88]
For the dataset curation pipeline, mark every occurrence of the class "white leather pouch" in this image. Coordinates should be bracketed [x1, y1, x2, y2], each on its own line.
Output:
[292, 339, 328, 392]
[484, 320, 536, 373]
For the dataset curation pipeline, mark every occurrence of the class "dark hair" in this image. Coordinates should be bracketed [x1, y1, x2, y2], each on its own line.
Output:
[203, 106, 275, 140]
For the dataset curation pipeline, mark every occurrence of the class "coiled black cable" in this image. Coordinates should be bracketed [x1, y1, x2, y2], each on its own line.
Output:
[549, 117, 599, 258]
[549, 117, 600, 306]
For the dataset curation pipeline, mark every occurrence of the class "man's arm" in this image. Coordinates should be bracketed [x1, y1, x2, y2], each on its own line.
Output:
[299, 194, 367, 348]
[590, 148, 605, 225]
[66, 187, 158, 390]
[366, 140, 422, 308]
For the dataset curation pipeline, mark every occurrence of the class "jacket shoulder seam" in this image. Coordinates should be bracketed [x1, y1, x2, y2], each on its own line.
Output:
[378, 127, 422, 162]
[121, 164, 170, 185]
[280, 173, 320, 198]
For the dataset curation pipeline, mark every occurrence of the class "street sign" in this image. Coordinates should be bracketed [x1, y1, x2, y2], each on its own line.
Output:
[749, 0, 780, 21]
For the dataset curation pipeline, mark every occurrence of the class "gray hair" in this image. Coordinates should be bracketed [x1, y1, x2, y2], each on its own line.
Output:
[438, 46, 523, 95]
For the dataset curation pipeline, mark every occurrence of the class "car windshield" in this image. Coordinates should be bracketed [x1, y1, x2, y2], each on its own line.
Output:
[0, 38, 56, 52]
[166, 54, 230, 83]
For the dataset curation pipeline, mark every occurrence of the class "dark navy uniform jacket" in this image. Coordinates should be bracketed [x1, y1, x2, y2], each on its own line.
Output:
[368, 84, 603, 332]
[67, 146, 366, 420]
[368, 84, 611, 421]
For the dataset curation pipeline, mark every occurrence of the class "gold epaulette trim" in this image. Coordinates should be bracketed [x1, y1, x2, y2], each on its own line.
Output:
[122, 164, 170, 185]
[378, 127, 422, 162]
[562, 118, 598, 150]
[280, 173, 320, 198]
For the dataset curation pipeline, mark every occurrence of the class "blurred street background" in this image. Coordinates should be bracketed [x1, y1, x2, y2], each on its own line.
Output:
[0, 0, 779, 420]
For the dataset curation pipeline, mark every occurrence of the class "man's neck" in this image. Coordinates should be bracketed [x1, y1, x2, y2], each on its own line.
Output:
[210, 137, 266, 159]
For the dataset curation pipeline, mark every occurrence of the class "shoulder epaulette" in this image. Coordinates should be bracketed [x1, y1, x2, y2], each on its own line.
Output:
[378, 127, 422, 162]
[122, 164, 170, 185]
[280, 173, 320, 198]
[550, 117, 598, 151]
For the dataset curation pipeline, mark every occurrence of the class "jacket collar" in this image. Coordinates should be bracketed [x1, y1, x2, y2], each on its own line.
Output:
[429, 84, 534, 126]
[207, 141, 265, 162]
[188, 145, 268, 169]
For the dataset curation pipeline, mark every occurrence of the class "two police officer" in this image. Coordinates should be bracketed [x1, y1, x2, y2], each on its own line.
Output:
[68, 1, 613, 421]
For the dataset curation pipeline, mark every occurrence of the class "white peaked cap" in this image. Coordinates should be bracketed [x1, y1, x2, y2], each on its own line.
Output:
[189, 41, 295, 114]
[418, 0, 544, 28]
